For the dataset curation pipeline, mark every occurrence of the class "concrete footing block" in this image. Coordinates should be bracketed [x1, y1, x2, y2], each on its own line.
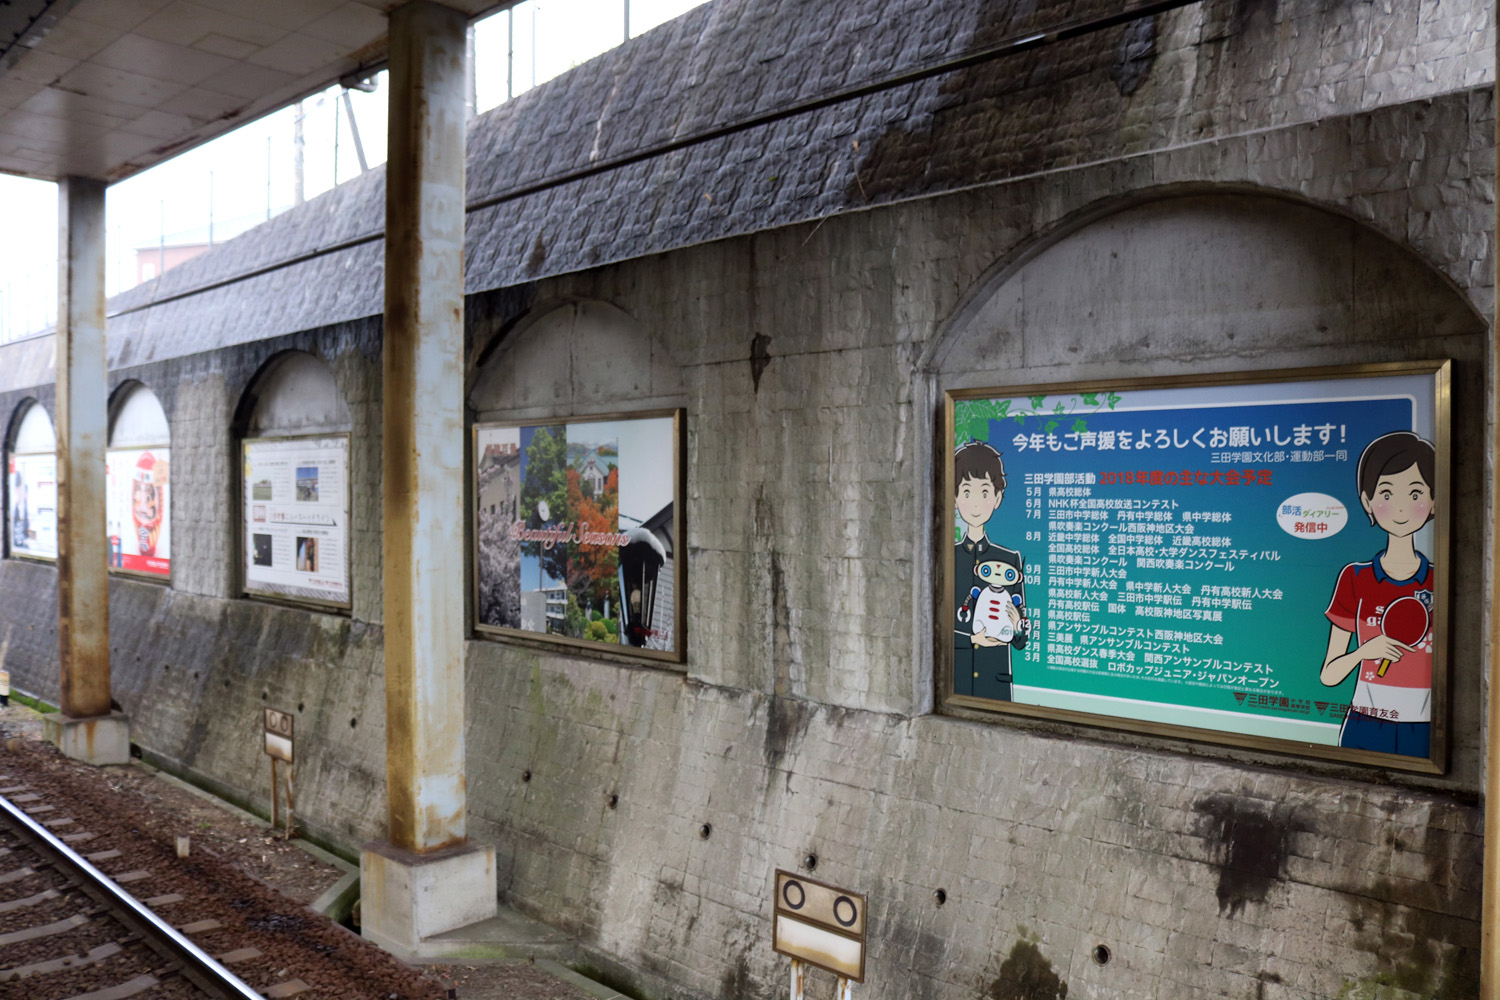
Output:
[360, 839, 497, 956]
[43, 711, 131, 765]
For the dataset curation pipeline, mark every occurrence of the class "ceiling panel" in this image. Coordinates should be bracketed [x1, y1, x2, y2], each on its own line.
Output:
[6, 50, 80, 86]
[65, 0, 174, 34]
[26, 13, 116, 63]
[91, 34, 236, 86]
[129, 2, 286, 49]
[0, 0, 506, 182]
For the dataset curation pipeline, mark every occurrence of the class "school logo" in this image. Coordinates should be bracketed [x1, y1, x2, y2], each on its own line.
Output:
[1415, 589, 1434, 613]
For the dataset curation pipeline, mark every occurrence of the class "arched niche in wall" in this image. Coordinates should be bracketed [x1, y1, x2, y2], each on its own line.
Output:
[933, 192, 1483, 384]
[6, 400, 57, 561]
[468, 299, 684, 416]
[467, 299, 687, 664]
[106, 382, 172, 580]
[928, 191, 1486, 776]
[236, 351, 354, 610]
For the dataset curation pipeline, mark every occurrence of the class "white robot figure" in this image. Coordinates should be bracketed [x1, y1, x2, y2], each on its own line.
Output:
[960, 556, 1027, 644]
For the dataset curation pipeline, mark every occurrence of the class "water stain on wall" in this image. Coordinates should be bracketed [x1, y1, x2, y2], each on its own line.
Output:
[1339, 804, 1481, 1000]
[750, 333, 773, 392]
[719, 952, 752, 998]
[988, 939, 1068, 1000]
[1193, 793, 1306, 917]
[1109, 15, 1155, 95]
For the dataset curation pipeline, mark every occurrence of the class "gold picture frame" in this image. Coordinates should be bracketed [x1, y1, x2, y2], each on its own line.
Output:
[941, 361, 1451, 773]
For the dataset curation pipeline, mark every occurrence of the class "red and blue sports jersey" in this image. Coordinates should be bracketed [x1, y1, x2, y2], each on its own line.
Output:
[1324, 551, 1433, 724]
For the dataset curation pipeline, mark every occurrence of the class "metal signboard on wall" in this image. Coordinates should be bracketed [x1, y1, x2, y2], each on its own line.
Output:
[241, 434, 352, 609]
[472, 409, 684, 663]
[772, 870, 866, 982]
[263, 707, 294, 762]
[943, 362, 1450, 772]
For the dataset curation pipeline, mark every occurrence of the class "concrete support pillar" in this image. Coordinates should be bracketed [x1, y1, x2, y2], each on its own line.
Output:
[362, 0, 495, 955]
[50, 177, 128, 766]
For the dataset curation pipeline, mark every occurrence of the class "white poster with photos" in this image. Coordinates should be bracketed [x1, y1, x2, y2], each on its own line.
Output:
[242, 435, 350, 607]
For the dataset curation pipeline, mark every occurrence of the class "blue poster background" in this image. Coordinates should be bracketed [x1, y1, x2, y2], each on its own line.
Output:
[954, 375, 1435, 748]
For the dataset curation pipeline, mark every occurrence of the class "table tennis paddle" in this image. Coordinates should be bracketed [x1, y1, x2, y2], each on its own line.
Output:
[1376, 596, 1429, 677]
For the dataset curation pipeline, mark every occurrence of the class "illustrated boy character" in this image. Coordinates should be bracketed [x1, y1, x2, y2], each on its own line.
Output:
[1320, 431, 1436, 758]
[954, 441, 1029, 700]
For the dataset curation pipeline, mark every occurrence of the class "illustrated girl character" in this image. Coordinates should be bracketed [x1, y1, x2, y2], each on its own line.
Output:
[1320, 431, 1436, 758]
[131, 451, 165, 558]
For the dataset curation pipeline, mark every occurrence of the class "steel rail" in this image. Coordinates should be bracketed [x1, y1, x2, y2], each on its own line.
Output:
[0, 790, 265, 1000]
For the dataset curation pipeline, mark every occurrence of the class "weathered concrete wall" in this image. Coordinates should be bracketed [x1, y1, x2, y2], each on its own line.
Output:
[0, 3, 1492, 997]
[0, 320, 390, 849]
[452, 88, 1491, 1000]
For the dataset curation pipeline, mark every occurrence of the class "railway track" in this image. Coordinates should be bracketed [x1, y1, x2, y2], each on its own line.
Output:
[0, 740, 445, 1000]
[0, 776, 268, 999]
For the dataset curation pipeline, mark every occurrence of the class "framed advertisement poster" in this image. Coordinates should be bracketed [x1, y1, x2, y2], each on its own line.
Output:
[8, 452, 57, 561]
[241, 434, 351, 609]
[106, 447, 170, 579]
[473, 409, 684, 663]
[943, 362, 1450, 772]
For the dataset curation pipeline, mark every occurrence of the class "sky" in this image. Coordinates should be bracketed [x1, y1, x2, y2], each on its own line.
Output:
[0, 0, 704, 344]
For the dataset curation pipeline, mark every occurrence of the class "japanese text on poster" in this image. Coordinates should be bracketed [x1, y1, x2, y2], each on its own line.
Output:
[243, 436, 349, 607]
[948, 368, 1446, 766]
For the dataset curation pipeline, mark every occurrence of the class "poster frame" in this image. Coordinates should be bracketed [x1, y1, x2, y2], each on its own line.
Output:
[106, 442, 172, 584]
[239, 432, 353, 613]
[6, 450, 58, 565]
[940, 360, 1451, 774]
[470, 407, 686, 666]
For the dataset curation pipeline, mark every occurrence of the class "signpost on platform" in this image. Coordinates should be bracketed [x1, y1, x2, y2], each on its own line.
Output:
[773, 870, 865, 998]
[263, 708, 295, 839]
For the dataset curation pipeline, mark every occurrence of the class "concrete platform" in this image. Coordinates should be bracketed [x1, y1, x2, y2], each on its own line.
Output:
[416, 906, 580, 962]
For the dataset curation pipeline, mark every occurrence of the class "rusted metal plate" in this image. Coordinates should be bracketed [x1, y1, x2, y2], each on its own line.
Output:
[772, 870, 867, 982]
[264, 708, 294, 763]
